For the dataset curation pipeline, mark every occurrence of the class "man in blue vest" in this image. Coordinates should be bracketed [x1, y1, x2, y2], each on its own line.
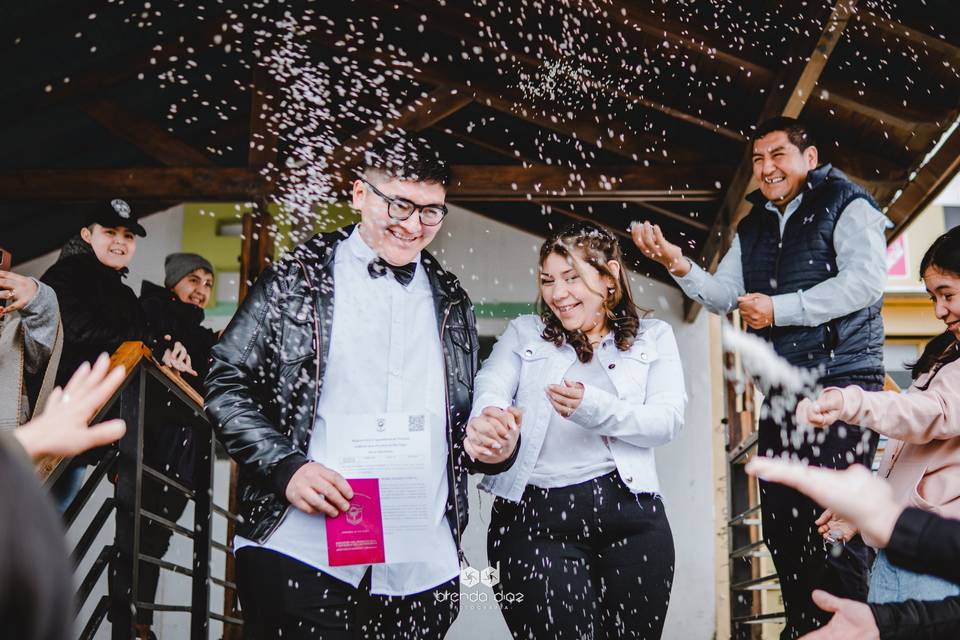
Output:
[633, 116, 888, 638]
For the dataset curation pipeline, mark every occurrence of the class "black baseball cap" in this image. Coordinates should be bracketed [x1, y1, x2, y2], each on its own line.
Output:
[89, 199, 147, 237]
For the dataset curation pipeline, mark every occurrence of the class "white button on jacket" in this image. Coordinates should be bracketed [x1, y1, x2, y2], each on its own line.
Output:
[474, 314, 687, 502]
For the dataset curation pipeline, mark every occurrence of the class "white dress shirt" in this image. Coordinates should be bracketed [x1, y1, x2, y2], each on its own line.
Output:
[234, 227, 459, 596]
[674, 195, 889, 326]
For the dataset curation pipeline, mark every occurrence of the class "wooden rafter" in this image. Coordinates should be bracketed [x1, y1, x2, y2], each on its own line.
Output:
[685, 0, 858, 322]
[815, 80, 946, 133]
[375, 0, 745, 142]
[0, 20, 230, 126]
[448, 164, 725, 199]
[80, 99, 215, 167]
[607, 0, 774, 82]
[0, 168, 264, 200]
[886, 121, 960, 238]
[329, 85, 473, 173]
[316, 35, 703, 165]
[854, 9, 960, 66]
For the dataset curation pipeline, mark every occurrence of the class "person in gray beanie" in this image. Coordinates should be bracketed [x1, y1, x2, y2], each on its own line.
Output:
[131, 253, 217, 640]
[163, 252, 214, 291]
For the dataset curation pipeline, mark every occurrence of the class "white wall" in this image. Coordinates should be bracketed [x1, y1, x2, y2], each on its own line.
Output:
[433, 206, 717, 640]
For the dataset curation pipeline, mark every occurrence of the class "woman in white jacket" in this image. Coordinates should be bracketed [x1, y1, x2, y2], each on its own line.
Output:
[465, 222, 686, 640]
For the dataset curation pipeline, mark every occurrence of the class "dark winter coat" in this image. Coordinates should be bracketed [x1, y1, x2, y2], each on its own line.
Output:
[40, 241, 150, 387]
[139, 280, 219, 485]
[869, 507, 960, 638]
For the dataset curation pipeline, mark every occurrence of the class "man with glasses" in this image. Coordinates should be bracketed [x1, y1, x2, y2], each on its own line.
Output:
[205, 131, 521, 639]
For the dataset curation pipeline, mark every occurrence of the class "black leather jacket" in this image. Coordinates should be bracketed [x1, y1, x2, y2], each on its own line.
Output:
[205, 226, 517, 548]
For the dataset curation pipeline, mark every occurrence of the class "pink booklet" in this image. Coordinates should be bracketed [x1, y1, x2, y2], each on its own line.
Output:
[326, 478, 386, 566]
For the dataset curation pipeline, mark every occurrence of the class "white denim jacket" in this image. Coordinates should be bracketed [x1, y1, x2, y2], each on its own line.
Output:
[474, 314, 687, 501]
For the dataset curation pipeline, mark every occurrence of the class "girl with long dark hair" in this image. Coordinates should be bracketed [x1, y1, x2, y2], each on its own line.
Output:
[798, 226, 960, 604]
[464, 221, 685, 639]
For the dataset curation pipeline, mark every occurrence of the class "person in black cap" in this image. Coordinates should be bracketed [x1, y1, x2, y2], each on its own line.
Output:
[131, 253, 216, 640]
[40, 200, 194, 511]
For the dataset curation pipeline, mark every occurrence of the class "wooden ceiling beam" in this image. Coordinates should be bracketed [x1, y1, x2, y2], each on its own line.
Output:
[329, 85, 473, 174]
[438, 128, 536, 163]
[886, 121, 960, 239]
[448, 164, 724, 198]
[0, 167, 264, 201]
[437, 130, 715, 228]
[533, 199, 709, 233]
[450, 194, 718, 203]
[854, 9, 960, 67]
[0, 21, 231, 125]
[80, 99, 215, 167]
[686, 0, 858, 322]
[816, 80, 948, 132]
[606, 0, 774, 82]
[316, 34, 701, 165]
[378, 0, 745, 142]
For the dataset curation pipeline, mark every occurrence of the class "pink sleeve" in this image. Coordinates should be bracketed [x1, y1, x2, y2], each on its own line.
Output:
[836, 366, 960, 444]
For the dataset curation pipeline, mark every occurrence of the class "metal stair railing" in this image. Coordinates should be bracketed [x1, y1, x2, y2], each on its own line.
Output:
[40, 341, 242, 639]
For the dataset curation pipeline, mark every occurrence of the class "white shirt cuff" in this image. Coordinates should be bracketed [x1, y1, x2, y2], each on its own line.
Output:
[568, 383, 608, 428]
[772, 292, 804, 326]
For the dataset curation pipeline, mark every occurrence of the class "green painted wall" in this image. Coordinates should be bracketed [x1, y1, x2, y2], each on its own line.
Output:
[181, 202, 253, 274]
[181, 201, 361, 274]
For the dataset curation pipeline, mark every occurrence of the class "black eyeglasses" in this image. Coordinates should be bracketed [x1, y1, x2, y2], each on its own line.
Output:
[360, 178, 448, 227]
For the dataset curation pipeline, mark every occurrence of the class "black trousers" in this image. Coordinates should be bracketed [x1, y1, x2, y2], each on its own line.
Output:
[488, 472, 675, 640]
[235, 547, 459, 640]
[757, 373, 883, 639]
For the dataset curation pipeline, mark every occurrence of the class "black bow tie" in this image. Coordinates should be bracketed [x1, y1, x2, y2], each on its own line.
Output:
[367, 258, 417, 287]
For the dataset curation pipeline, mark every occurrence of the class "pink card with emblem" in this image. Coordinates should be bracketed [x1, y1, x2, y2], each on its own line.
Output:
[326, 478, 386, 566]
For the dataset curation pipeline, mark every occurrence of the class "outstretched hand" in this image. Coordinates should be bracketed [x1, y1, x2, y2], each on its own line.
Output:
[798, 590, 879, 639]
[746, 457, 901, 548]
[15, 353, 127, 460]
[631, 221, 689, 275]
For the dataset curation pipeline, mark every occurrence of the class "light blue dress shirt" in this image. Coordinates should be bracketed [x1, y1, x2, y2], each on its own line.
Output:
[674, 194, 889, 326]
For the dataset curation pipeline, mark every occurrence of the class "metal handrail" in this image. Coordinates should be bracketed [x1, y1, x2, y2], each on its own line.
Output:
[49, 341, 241, 639]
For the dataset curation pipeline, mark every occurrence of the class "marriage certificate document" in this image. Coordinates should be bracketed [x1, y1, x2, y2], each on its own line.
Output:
[325, 412, 434, 565]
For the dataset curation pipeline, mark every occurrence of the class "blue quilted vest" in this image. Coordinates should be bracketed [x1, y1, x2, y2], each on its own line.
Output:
[737, 164, 884, 378]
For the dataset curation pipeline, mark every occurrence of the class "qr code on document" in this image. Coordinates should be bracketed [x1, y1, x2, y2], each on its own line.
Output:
[408, 414, 425, 432]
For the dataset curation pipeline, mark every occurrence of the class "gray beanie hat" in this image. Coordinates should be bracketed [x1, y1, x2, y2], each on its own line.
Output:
[164, 253, 214, 289]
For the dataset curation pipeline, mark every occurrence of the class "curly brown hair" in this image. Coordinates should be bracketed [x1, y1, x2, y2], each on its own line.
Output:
[537, 222, 648, 363]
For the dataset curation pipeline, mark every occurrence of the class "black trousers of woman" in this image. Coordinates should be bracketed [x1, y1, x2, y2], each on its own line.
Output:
[488, 471, 675, 640]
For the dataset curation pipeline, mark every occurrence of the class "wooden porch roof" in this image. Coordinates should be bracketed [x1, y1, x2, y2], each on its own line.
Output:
[1, 0, 958, 318]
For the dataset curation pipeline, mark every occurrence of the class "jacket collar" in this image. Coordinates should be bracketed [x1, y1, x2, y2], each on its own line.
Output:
[294, 224, 466, 302]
